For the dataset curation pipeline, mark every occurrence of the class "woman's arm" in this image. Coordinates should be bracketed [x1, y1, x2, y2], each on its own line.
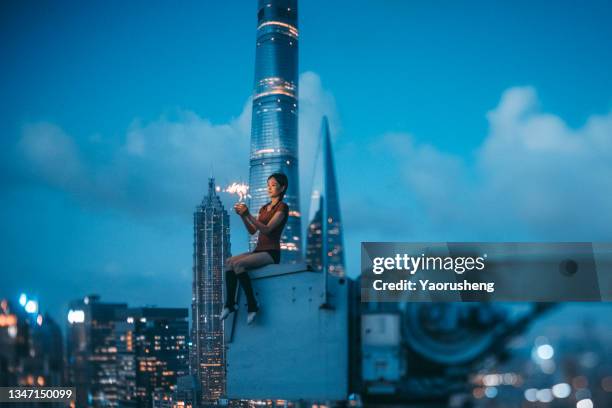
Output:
[245, 210, 285, 235]
[240, 213, 257, 235]
[234, 203, 257, 235]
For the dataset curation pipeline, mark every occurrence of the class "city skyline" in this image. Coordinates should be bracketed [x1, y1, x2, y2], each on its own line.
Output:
[63, 295, 190, 407]
[1, 1, 612, 326]
[1, 2, 611, 406]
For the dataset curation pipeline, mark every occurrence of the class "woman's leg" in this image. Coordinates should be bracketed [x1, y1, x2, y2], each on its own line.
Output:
[224, 252, 252, 309]
[224, 270, 238, 309]
[225, 252, 251, 272]
[233, 252, 274, 312]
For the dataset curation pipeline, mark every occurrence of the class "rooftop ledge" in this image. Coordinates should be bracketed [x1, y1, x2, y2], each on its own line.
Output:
[249, 262, 315, 280]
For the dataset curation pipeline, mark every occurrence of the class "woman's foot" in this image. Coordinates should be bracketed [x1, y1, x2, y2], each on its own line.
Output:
[247, 310, 257, 325]
[220, 306, 236, 321]
[247, 304, 259, 325]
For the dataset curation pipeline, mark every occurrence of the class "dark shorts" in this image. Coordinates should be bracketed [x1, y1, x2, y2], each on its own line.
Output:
[253, 249, 281, 264]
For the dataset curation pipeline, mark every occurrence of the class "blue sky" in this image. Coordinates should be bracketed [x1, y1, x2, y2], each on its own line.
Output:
[1, 1, 611, 324]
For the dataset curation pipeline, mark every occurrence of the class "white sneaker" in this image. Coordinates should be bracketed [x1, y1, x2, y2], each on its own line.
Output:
[247, 311, 257, 325]
[220, 307, 235, 321]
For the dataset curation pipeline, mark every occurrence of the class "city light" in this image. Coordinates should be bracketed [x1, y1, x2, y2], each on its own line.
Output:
[19, 293, 27, 306]
[536, 388, 553, 403]
[537, 344, 555, 360]
[25, 299, 38, 314]
[484, 386, 498, 398]
[0, 314, 17, 327]
[524, 388, 538, 402]
[67, 309, 85, 324]
[552, 383, 572, 398]
[576, 399, 593, 408]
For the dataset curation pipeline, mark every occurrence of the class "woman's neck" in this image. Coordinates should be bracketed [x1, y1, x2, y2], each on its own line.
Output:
[270, 197, 280, 206]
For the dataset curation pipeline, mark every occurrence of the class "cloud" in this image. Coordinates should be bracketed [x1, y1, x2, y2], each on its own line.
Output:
[12, 109, 250, 218]
[17, 122, 87, 190]
[9, 72, 339, 223]
[10, 80, 611, 268]
[381, 86, 612, 240]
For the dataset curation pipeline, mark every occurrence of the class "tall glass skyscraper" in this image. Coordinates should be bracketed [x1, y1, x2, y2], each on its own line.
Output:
[191, 178, 230, 405]
[306, 116, 346, 277]
[248, 0, 302, 262]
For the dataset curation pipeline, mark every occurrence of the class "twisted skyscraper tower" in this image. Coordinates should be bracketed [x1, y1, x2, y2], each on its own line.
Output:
[248, 0, 302, 262]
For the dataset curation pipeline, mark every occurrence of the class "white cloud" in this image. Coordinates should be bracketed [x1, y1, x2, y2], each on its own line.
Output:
[382, 86, 612, 240]
[15, 108, 250, 218]
[12, 72, 339, 225]
[15, 81, 609, 247]
[17, 122, 87, 190]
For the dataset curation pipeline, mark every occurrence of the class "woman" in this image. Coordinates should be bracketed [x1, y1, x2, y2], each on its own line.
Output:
[220, 172, 290, 324]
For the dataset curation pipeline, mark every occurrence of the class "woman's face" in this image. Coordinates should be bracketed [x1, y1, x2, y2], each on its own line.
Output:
[267, 177, 285, 198]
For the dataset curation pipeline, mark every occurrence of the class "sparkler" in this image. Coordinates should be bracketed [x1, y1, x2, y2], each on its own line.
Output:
[222, 182, 251, 203]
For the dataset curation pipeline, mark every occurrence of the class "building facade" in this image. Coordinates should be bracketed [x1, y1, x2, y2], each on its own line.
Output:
[66, 295, 127, 408]
[115, 308, 189, 408]
[191, 177, 231, 405]
[305, 116, 346, 277]
[248, 0, 302, 262]
[1, 296, 64, 401]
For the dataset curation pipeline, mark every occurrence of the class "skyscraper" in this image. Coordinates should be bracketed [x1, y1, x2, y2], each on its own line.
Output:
[191, 177, 230, 405]
[248, 0, 302, 262]
[305, 116, 346, 277]
[66, 295, 127, 408]
[115, 308, 189, 408]
[1, 296, 64, 391]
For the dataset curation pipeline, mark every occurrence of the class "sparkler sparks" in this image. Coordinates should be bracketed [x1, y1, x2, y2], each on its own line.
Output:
[222, 182, 251, 202]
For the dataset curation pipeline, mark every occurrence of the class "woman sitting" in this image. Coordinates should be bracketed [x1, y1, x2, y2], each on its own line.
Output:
[221, 172, 289, 324]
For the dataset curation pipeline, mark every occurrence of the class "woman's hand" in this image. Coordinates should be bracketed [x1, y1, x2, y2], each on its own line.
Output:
[234, 203, 249, 216]
[236, 203, 257, 234]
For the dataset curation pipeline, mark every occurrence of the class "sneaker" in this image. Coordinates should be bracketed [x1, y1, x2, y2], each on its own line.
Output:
[247, 310, 257, 325]
[220, 306, 236, 321]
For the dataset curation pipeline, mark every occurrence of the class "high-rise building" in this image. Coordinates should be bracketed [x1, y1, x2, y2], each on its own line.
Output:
[172, 375, 201, 408]
[66, 295, 127, 408]
[1, 296, 64, 390]
[248, 0, 302, 262]
[115, 308, 189, 408]
[191, 177, 231, 405]
[65, 295, 189, 408]
[305, 116, 346, 277]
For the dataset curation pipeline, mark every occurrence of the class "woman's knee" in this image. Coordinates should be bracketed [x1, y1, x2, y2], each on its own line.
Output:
[234, 260, 246, 274]
[236, 254, 274, 274]
[225, 255, 241, 270]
